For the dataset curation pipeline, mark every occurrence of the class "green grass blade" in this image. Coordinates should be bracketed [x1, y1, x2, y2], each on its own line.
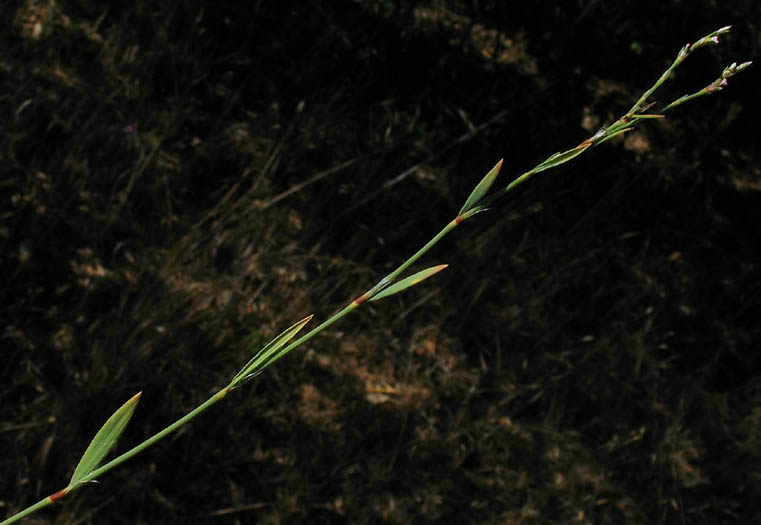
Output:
[230, 315, 314, 387]
[459, 159, 503, 214]
[369, 265, 448, 302]
[533, 144, 591, 174]
[68, 392, 142, 487]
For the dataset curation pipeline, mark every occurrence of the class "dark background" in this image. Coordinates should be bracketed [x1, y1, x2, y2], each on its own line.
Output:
[1, 1, 760, 523]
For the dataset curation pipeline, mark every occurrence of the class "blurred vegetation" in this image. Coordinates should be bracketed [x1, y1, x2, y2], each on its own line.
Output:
[1, 1, 760, 524]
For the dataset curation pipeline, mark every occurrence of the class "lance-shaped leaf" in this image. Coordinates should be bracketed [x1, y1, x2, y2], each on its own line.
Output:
[230, 315, 314, 388]
[459, 159, 503, 214]
[68, 392, 142, 487]
[630, 113, 665, 120]
[369, 265, 448, 302]
[533, 144, 591, 174]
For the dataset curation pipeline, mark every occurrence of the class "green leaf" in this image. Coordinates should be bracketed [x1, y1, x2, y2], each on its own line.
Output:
[69, 392, 142, 487]
[604, 120, 633, 135]
[533, 144, 591, 174]
[369, 265, 448, 302]
[230, 315, 314, 387]
[459, 159, 503, 214]
[595, 127, 634, 145]
[630, 113, 665, 119]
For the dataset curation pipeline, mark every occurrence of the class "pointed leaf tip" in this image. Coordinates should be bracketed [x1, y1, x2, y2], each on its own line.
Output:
[69, 392, 142, 487]
[459, 159, 503, 214]
[369, 264, 448, 301]
[230, 314, 314, 387]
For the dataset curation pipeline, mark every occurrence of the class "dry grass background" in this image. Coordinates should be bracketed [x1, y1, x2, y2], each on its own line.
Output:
[1, 1, 760, 523]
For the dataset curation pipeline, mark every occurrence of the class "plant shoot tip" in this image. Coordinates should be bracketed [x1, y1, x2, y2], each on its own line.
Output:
[737, 61, 752, 72]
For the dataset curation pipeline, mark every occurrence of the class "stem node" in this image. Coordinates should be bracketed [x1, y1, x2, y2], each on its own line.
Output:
[49, 489, 68, 503]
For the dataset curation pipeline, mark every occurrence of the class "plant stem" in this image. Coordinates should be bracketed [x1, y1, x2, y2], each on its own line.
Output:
[0, 496, 55, 525]
[77, 387, 230, 486]
[1, 218, 468, 525]
[0, 388, 230, 525]
[2, 26, 748, 525]
[368, 218, 461, 298]
[274, 216, 463, 358]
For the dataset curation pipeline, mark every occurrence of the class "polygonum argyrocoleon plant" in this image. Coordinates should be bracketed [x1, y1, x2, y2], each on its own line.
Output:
[0, 26, 750, 525]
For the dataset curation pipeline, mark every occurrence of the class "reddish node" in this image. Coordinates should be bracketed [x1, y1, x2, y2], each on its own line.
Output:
[50, 488, 68, 502]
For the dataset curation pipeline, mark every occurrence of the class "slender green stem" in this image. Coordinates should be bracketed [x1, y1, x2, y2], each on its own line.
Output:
[478, 156, 573, 209]
[276, 217, 463, 358]
[2, 26, 748, 525]
[273, 301, 361, 360]
[369, 218, 461, 297]
[624, 53, 682, 119]
[0, 390, 229, 525]
[0, 496, 55, 525]
[76, 388, 229, 487]
[660, 92, 704, 113]
[2, 217, 469, 525]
